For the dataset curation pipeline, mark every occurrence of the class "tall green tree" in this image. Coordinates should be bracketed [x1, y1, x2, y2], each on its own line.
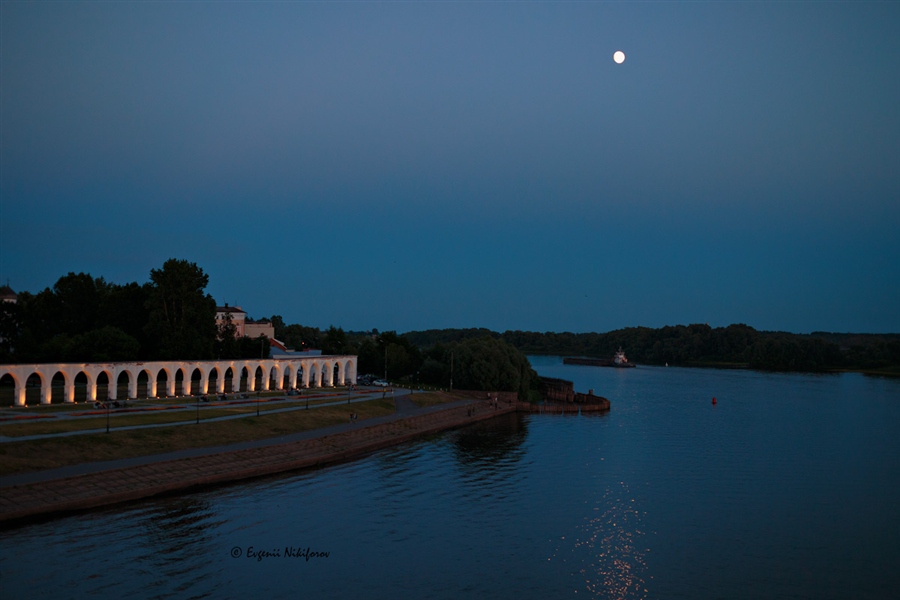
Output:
[50, 272, 104, 336]
[321, 325, 356, 355]
[356, 331, 422, 380]
[144, 259, 216, 360]
[101, 281, 151, 354]
[0, 301, 22, 362]
[214, 311, 240, 359]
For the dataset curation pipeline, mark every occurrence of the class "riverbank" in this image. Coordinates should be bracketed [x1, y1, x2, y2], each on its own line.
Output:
[0, 394, 517, 525]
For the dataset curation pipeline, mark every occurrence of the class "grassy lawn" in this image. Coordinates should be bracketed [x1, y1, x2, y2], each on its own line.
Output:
[0, 402, 97, 414]
[408, 390, 478, 408]
[0, 396, 376, 438]
[0, 387, 361, 410]
[0, 398, 396, 477]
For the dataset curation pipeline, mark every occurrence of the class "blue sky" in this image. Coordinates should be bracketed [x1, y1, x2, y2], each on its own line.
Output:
[2, 2, 898, 334]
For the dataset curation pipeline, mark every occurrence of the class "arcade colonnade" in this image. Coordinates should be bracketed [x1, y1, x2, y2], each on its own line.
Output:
[0, 356, 357, 407]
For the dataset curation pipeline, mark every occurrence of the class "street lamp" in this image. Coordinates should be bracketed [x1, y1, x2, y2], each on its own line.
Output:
[450, 352, 454, 391]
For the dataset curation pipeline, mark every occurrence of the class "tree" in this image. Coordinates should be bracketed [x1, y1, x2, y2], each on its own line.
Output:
[144, 259, 217, 360]
[50, 272, 104, 336]
[356, 331, 421, 380]
[0, 301, 22, 362]
[270, 315, 286, 339]
[321, 326, 354, 355]
[413, 336, 537, 396]
[72, 327, 140, 362]
[101, 281, 151, 355]
[215, 311, 240, 359]
[239, 335, 271, 359]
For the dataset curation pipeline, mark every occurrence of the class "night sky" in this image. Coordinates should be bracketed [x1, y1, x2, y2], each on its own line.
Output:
[2, 2, 898, 334]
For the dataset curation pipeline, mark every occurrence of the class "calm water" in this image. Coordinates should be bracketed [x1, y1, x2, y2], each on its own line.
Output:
[2, 359, 899, 599]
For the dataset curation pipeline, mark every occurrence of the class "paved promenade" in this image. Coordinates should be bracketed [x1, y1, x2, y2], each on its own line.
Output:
[0, 393, 515, 525]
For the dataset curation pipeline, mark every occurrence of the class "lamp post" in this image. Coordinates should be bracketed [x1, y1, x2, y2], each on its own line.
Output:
[106, 398, 110, 434]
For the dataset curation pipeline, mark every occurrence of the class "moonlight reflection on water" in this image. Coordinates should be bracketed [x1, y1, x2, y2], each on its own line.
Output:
[2, 363, 899, 599]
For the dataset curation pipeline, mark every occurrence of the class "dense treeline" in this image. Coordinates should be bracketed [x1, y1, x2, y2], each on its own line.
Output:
[269, 323, 540, 397]
[0, 259, 270, 363]
[405, 325, 900, 373]
[5, 263, 895, 380]
[1, 261, 538, 395]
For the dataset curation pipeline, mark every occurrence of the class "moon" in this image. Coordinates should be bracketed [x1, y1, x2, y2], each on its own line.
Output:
[613, 50, 625, 64]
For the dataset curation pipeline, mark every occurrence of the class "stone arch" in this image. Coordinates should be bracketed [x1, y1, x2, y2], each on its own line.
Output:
[281, 364, 294, 389]
[207, 366, 219, 394]
[223, 366, 235, 393]
[189, 367, 203, 396]
[175, 368, 187, 396]
[333, 362, 341, 386]
[344, 358, 357, 383]
[0, 372, 20, 407]
[253, 365, 265, 392]
[137, 369, 152, 398]
[95, 370, 112, 401]
[308, 363, 319, 388]
[116, 369, 133, 400]
[240, 366, 251, 392]
[25, 371, 43, 405]
[51, 371, 67, 404]
[156, 368, 171, 397]
[74, 371, 90, 403]
[267, 365, 278, 391]
[317, 360, 330, 387]
[284, 362, 294, 387]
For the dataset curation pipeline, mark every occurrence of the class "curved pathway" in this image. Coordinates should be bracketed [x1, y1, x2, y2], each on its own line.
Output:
[0, 388, 394, 443]
[0, 391, 515, 524]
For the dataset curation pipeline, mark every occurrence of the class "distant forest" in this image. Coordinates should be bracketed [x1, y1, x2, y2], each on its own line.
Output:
[3, 263, 897, 380]
[0, 262, 540, 396]
[404, 325, 900, 374]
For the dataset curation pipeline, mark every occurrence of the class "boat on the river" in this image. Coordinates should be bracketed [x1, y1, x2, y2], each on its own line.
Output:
[613, 347, 635, 367]
[563, 347, 636, 368]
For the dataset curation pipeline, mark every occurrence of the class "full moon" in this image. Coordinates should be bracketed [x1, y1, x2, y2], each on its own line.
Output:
[613, 50, 625, 64]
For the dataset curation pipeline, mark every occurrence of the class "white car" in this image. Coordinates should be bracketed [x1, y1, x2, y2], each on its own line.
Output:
[372, 379, 389, 387]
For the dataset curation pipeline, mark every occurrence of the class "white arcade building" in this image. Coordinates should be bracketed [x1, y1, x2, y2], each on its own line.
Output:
[0, 355, 357, 407]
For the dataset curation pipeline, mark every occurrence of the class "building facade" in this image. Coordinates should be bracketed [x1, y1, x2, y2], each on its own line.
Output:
[0, 355, 357, 406]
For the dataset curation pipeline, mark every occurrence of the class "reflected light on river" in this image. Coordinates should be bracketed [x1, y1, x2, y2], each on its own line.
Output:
[551, 481, 648, 598]
[3, 365, 898, 599]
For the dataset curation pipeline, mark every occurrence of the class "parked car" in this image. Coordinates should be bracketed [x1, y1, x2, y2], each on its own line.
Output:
[372, 379, 389, 387]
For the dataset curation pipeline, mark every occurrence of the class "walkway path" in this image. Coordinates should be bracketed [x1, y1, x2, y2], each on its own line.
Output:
[0, 391, 515, 524]
[0, 388, 390, 443]
[0, 389, 393, 443]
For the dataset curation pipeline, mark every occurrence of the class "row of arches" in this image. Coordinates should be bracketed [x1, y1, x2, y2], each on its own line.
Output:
[0, 357, 357, 407]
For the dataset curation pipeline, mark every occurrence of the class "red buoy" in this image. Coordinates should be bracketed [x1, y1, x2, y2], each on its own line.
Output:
[712, 397, 717, 405]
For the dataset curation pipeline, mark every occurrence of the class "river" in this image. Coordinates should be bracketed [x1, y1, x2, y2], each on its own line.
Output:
[2, 358, 898, 599]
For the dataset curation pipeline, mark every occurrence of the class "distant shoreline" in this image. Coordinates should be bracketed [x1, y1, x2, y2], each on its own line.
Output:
[531, 354, 900, 378]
